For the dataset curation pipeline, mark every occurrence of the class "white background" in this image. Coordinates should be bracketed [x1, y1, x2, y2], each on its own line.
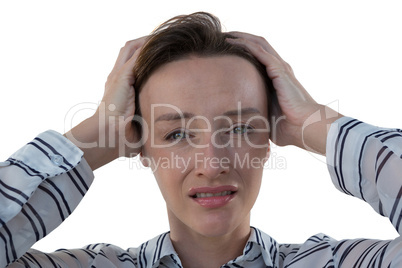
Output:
[0, 0, 401, 252]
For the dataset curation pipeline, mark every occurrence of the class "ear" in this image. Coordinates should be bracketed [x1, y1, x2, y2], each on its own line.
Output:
[139, 151, 150, 167]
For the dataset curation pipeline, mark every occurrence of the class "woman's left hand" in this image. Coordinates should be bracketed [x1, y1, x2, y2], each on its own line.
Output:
[226, 32, 343, 155]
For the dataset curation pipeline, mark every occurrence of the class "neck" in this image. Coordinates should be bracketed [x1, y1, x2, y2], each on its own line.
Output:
[168, 212, 251, 268]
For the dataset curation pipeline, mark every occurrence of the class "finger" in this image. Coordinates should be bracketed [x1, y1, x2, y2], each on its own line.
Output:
[117, 46, 143, 85]
[227, 31, 283, 61]
[226, 37, 286, 79]
[112, 36, 148, 72]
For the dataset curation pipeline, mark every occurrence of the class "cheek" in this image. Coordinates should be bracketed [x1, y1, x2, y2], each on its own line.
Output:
[232, 145, 266, 195]
[152, 162, 186, 205]
[154, 172, 175, 205]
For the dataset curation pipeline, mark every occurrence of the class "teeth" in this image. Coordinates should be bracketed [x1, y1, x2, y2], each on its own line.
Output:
[195, 191, 233, 198]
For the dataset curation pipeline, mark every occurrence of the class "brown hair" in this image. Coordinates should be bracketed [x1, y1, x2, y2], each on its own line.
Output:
[133, 12, 277, 123]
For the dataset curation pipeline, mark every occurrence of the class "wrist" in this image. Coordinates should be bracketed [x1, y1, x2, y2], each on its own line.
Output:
[64, 113, 120, 170]
[298, 105, 343, 155]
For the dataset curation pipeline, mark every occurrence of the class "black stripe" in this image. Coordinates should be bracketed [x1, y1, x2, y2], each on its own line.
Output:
[285, 243, 331, 267]
[378, 200, 385, 216]
[169, 254, 182, 268]
[246, 252, 262, 262]
[80, 248, 96, 259]
[26, 202, 47, 238]
[44, 252, 59, 268]
[252, 227, 260, 245]
[21, 208, 40, 241]
[0, 231, 11, 265]
[338, 239, 366, 266]
[244, 242, 254, 255]
[366, 242, 389, 267]
[337, 121, 363, 195]
[157, 232, 168, 260]
[269, 236, 278, 266]
[28, 142, 51, 159]
[396, 206, 402, 233]
[38, 185, 65, 221]
[153, 233, 163, 265]
[357, 130, 385, 201]
[90, 243, 101, 250]
[0, 180, 29, 200]
[389, 185, 402, 232]
[332, 240, 346, 255]
[376, 146, 388, 165]
[354, 241, 380, 267]
[376, 242, 390, 267]
[138, 242, 144, 268]
[0, 188, 24, 207]
[375, 151, 393, 183]
[8, 157, 44, 175]
[381, 133, 402, 143]
[98, 249, 108, 258]
[333, 119, 359, 195]
[257, 228, 266, 250]
[8, 158, 45, 180]
[66, 171, 85, 196]
[56, 249, 79, 261]
[26, 251, 43, 267]
[0, 219, 17, 262]
[323, 259, 334, 268]
[117, 252, 136, 265]
[73, 167, 89, 191]
[46, 180, 72, 215]
[28, 140, 68, 172]
[34, 137, 74, 168]
[307, 235, 322, 243]
[142, 241, 149, 267]
[18, 255, 31, 266]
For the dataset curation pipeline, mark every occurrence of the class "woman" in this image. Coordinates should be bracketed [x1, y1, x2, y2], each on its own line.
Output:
[1, 12, 401, 267]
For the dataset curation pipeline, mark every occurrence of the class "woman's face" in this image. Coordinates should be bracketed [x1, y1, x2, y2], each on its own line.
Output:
[139, 55, 269, 238]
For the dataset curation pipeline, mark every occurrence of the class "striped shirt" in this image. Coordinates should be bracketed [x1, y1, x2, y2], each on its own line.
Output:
[1, 117, 401, 267]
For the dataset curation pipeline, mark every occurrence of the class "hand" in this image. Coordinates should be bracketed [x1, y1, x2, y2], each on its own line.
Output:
[226, 32, 343, 155]
[98, 36, 147, 154]
[65, 36, 147, 170]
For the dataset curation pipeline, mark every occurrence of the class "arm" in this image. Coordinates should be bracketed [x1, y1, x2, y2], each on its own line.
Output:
[0, 131, 94, 267]
[65, 36, 147, 170]
[327, 117, 402, 230]
[228, 32, 402, 265]
[1, 37, 146, 267]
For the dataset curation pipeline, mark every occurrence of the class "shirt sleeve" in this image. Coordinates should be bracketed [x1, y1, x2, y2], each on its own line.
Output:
[0, 130, 95, 268]
[326, 117, 402, 265]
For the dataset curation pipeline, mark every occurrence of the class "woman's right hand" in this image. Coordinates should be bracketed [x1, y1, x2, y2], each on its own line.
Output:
[65, 36, 147, 170]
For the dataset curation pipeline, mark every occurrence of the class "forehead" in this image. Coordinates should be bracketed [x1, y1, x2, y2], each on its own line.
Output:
[139, 55, 267, 118]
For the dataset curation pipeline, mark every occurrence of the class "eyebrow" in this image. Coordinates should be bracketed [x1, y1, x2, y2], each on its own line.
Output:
[155, 112, 195, 122]
[154, 107, 261, 122]
[222, 107, 261, 116]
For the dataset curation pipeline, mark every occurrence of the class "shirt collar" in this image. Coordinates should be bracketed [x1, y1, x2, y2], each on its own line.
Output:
[143, 227, 279, 268]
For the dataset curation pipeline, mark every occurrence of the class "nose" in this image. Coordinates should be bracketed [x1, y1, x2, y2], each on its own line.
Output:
[193, 138, 230, 180]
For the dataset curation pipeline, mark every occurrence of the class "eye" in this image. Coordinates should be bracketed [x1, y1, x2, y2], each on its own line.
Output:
[231, 124, 253, 135]
[165, 129, 188, 141]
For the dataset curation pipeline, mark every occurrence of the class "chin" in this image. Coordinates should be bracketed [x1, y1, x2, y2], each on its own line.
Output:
[190, 212, 246, 238]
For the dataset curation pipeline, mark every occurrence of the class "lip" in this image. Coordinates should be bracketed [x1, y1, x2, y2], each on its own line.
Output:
[188, 185, 238, 197]
[189, 185, 238, 209]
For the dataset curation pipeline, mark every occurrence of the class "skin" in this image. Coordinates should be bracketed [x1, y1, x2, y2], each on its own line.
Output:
[65, 31, 343, 267]
[139, 56, 270, 267]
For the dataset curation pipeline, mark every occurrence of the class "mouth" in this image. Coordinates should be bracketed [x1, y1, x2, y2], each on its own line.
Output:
[192, 191, 235, 198]
[188, 186, 237, 208]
